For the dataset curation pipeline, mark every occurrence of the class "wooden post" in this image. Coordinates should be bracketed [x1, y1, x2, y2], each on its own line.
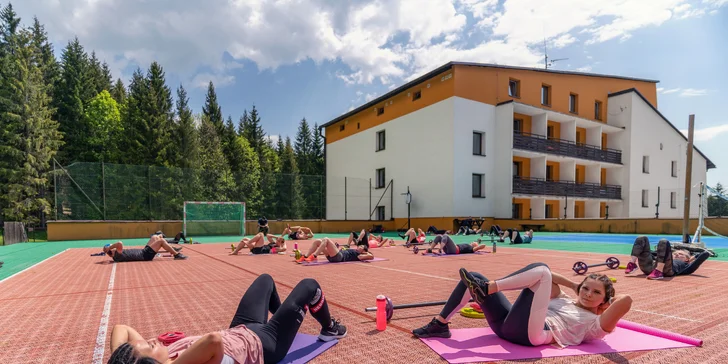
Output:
[682, 115, 695, 243]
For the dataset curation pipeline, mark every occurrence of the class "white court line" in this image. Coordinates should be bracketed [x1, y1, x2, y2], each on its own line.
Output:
[92, 263, 117, 364]
[361, 263, 701, 322]
[0, 249, 69, 285]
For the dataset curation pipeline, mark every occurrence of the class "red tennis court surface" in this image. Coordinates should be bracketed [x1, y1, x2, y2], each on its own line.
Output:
[1, 239, 727, 363]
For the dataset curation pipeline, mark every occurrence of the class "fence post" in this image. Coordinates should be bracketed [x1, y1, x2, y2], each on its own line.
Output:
[390, 179, 394, 220]
[102, 161, 106, 220]
[369, 178, 372, 221]
[53, 159, 58, 221]
[320, 175, 324, 220]
[344, 177, 347, 220]
[655, 186, 660, 219]
[148, 166, 152, 220]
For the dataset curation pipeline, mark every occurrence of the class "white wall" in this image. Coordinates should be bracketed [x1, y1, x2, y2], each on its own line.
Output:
[452, 97, 497, 217]
[616, 92, 709, 218]
[325, 98, 456, 220]
[494, 103, 515, 218]
[605, 93, 633, 218]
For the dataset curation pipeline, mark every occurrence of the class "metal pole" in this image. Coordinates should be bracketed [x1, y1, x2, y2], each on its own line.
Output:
[407, 186, 411, 230]
[148, 166, 152, 220]
[390, 179, 394, 220]
[365, 298, 474, 312]
[53, 159, 58, 221]
[369, 178, 372, 221]
[682, 114, 695, 243]
[102, 161, 106, 220]
[655, 186, 660, 219]
[344, 177, 347, 220]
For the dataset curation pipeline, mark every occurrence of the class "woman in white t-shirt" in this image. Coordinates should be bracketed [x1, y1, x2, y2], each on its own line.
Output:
[412, 263, 632, 348]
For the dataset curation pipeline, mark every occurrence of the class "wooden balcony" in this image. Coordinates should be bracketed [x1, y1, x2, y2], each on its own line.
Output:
[512, 177, 622, 199]
[513, 132, 622, 164]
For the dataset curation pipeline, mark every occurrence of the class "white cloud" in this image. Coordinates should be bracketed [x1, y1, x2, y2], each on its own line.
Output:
[575, 66, 592, 72]
[679, 88, 709, 97]
[661, 88, 682, 94]
[680, 124, 728, 141]
[13, 0, 728, 88]
[266, 134, 280, 145]
[657, 87, 665, 92]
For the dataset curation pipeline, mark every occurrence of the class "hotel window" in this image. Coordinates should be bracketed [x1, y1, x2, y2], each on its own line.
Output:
[412, 90, 421, 101]
[339, 124, 345, 131]
[569, 93, 578, 113]
[643, 156, 650, 174]
[375, 168, 385, 188]
[671, 160, 677, 177]
[513, 118, 523, 134]
[642, 189, 649, 208]
[671, 192, 677, 209]
[472, 173, 484, 198]
[473, 131, 485, 156]
[376, 205, 386, 220]
[545, 204, 553, 218]
[541, 84, 551, 106]
[376, 130, 385, 152]
[595, 100, 603, 120]
[377, 107, 384, 116]
[512, 203, 522, 219]
[508, 79, 520, 97]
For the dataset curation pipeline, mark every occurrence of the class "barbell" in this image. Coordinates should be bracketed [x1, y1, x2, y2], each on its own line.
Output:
[364, 296, 475, 321]
[572, 256, 620, 275]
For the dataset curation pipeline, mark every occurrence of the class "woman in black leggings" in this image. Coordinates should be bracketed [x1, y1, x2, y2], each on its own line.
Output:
[624, 236, 711, 280]
[413, 264, 632, 348]
[107, 274, 347, 364]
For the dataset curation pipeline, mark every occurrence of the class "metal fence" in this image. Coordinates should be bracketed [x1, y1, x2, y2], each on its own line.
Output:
[53, 161, 325, 221]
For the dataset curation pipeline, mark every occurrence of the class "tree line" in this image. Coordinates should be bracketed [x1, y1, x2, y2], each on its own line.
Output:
[0, 3, 324, 226]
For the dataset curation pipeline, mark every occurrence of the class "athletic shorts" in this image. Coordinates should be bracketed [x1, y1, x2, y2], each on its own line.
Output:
[251, 245, 272, 255]
[408, 237, 419, 246]
[142, 245, 157, 260]
[456, 244, 474, 254]
[288, 232, 298, 240]
[327, 251, 344, 262]
[522, 236, 532, 244]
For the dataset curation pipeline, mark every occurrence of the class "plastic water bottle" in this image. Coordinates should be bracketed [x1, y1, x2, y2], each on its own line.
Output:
[376, 295, 387, 331]
[493, 240, 497, 253]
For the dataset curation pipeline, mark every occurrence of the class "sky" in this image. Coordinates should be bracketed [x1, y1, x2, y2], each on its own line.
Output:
[12, 0, 728, 187]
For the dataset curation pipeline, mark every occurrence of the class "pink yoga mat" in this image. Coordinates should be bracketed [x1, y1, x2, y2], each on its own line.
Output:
[423, 252, 489, 257]
[420, 320, 701, 363]
[299, 257, 388, 266]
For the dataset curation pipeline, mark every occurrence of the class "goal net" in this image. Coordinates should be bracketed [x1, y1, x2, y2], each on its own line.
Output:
[183, 201, 245, 237]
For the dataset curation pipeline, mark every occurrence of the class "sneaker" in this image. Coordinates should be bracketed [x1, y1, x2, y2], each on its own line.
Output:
[412, 317, 452, 338]
[319, 318, 347, 341]
[174, 253, 188, 260]
[459, 268, 490, 306]
[295, 255, 307, 263]
[172, 246, 183, 252]
[305, 255, 317, 262]
[647, 269, 664, 280]
[624, 262, 637, 274]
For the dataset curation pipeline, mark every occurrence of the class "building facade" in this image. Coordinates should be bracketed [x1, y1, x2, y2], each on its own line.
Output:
[320, 62, 715, 221]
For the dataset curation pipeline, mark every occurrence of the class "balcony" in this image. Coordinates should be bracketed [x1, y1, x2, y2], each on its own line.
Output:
[513, 177, 622, 200]
[513, 132, 622, 164]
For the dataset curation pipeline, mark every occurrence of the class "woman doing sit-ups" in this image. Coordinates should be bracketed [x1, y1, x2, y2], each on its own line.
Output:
[107, 274, 347, 364]
[230, 232, 286, 255]
[296, 237, 374, 263]
[412, 263, 632, 349]
[425, 234, 488, 255]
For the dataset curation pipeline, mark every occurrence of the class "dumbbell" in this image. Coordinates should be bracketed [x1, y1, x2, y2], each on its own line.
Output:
[572, 257, 620, 275]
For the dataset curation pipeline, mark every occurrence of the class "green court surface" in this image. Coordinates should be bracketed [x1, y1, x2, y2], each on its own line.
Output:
[0, 232, 725, 281]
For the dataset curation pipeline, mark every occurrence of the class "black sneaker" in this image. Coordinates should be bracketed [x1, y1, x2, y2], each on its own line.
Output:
[174, 253, 188, 260]
[412, 317, 451, 338]
[319, 318, 347, 341]
[172, 246, 183, 252]
[459, 268, 489, 306]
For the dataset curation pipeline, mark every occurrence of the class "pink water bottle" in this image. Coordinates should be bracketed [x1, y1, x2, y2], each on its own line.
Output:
[294, 242, 298, 251]
[376, 295, 387, 331]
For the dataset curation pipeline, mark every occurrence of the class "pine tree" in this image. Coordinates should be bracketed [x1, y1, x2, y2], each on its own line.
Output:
[172, 84, 198, 169]
[237, 110, 248, 136]
[243, 105, 266, 156]
[121, 67, 147, 164]
[276, 136, 284, 157]
[198, 115, 234, 200]
[312, 122, 324, 175]
[278, 137, 305, 219]
[53, 37, 92, 163]
[0, 3, 20, 50]
[110, 78, 126, 105]
[202, 81, 223, 136]
[310, 123, 325, 218]
[30, 17, 59, 94]
[708, 183, 728, 217]
[294, 118, 313, 175]
[0, 27, 63, 224]
[143, 61, 174, 166]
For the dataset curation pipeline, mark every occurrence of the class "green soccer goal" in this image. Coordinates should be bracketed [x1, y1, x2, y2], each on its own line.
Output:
[183, 201, 246, 237]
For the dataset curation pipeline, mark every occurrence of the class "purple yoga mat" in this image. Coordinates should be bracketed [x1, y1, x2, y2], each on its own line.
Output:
[420, 326, 699, 363]
[278, 333, 338, 364]
[299, 257, 388, 266]
[423, 252, 489, 257]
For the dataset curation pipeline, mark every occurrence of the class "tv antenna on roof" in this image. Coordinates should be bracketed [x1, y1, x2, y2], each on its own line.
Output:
[543, 38, 568, 69]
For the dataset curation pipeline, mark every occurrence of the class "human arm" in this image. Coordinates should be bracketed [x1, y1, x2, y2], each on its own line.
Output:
[104, 242, 123, 257]
[172, 332, 224, 364]
[598, 294, 632, 332]
[550, 271, 579, 298]
[109, 324, 145, 352]
[357, 252, 374, 261]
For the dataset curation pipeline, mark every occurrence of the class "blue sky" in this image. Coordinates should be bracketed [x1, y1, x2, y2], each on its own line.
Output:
[13, 0, 728, 188]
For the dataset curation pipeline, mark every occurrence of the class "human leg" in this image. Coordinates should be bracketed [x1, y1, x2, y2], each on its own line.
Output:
[626, 236, 656, 275]
[146, 236, 187, 259]
[440, 235, 459, 254]
[648, 239, 674, 279]
[229, 273, 282, 328]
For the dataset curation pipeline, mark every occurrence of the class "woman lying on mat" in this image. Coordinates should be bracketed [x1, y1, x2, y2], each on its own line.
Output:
[230, 232, 286, 255]
[625, 236, 711, 279]
[412, 263, 632, 349]
[104, 235, 188, 262]
[499, 228, 533, 244]
[296, 237, 374, 263]
[400, 228, 426, 247]
[107, 274, 347, 364]
[152, 230, 189, 245]
[346, 229, 370, 247]
[282, 224, 314, 240]
[424, 234, 488, 255]
[369, 234, 396, 247]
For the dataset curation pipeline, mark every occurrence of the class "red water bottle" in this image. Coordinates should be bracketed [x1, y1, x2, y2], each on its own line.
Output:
[376, 295, 387, 331]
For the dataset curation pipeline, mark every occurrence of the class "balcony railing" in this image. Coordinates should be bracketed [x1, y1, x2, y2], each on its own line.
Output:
[513, 132, 622, 164]
[512, 177, 622, 200]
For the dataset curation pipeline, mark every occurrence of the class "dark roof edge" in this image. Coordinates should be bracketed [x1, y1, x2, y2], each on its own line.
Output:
[608, 88, 716, 169]
[450, 61, 659, 83]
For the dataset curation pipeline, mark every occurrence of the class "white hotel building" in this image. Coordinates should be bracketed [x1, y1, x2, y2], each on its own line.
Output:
[318, 62, 715, 222]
